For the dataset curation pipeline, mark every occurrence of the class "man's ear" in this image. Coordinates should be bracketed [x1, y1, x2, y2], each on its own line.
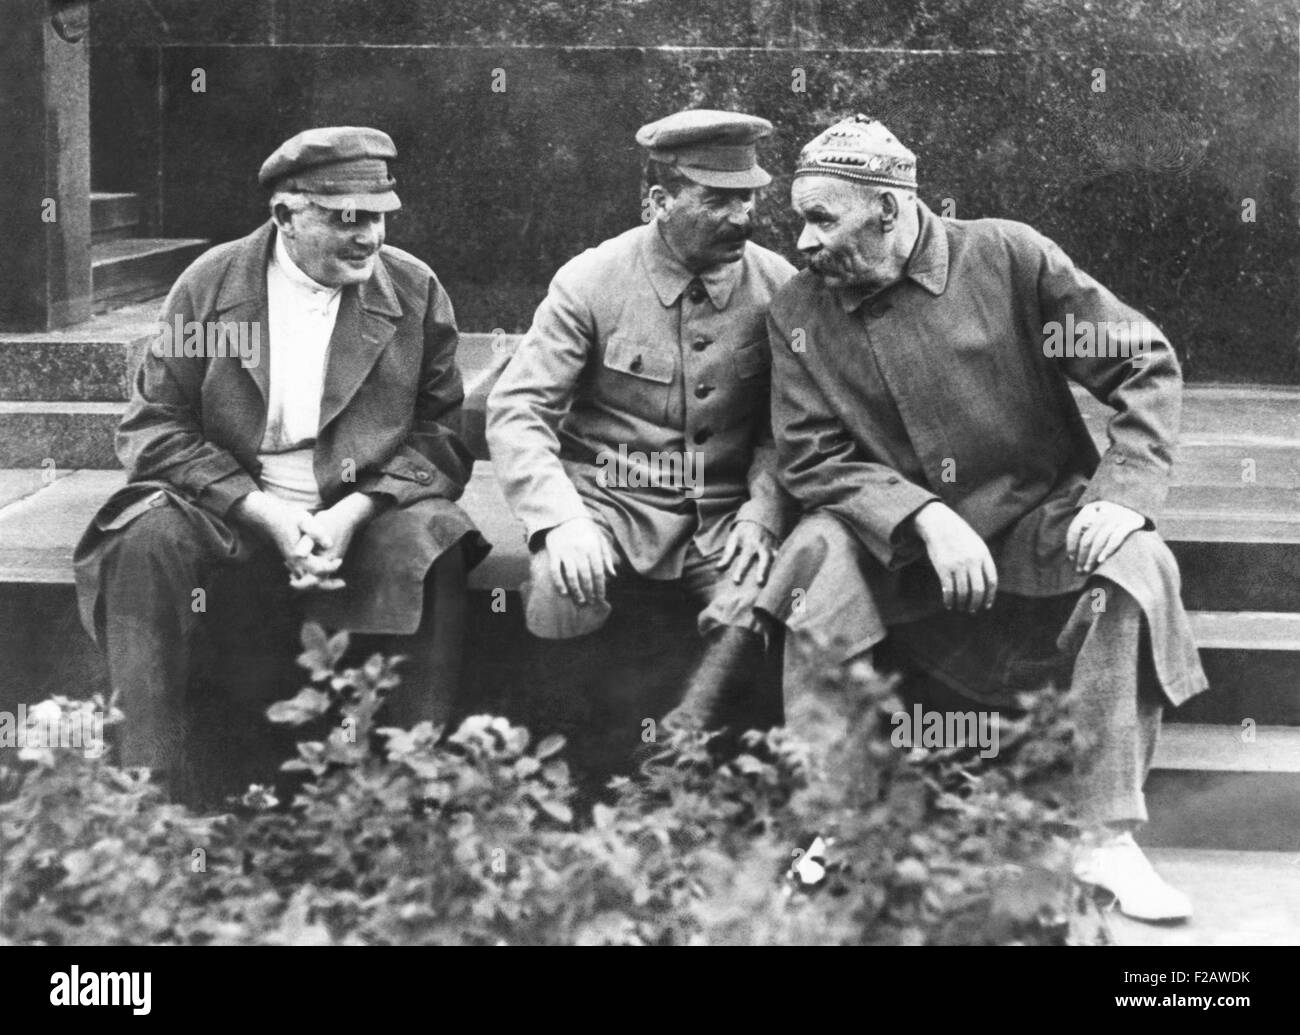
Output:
[646, 184, 674, 222]
[878, 190, 900, 232]
[271, 203, 296, 236]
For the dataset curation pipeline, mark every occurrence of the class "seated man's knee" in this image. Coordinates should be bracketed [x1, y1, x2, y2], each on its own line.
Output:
[522, 547, 614, 639]
[784, 511, 866, 560]
[1106, 529, 1181, 587]
[105, 504, 203, 567]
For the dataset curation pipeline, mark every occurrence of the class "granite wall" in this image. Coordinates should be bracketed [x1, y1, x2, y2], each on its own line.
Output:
[89, 0, 1299, 382]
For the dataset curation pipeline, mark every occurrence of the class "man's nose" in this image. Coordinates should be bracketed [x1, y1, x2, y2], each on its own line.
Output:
[796, 223, 819, 253]
[353, 213, 384, 243]
[725, 198, 754, 226]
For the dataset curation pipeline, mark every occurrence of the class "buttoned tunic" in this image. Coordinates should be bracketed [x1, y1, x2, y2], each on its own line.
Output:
[761, 200, 1206, 705]
[488, 222, 797, 579]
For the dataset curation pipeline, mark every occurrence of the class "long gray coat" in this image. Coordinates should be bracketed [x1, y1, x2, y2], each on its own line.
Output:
[759, 200, 1206, 705]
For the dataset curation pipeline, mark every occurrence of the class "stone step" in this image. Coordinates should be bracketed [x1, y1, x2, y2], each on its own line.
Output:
[1188, 611, 1300, 652]
[1157, 722, 1300, 772]
[90, 191, 142, 243]
[0, 402, 122, 468]
[0, 299, 159, 401]
[0, 467, 528, 593]
[91, 237, 208, 311]
[1074, 382, 1300, 442]
[0, 467, 1291, 635]
[1169, 440, 1300, 488]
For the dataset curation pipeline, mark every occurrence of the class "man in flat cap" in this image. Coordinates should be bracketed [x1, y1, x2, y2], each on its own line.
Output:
[755, 115, 1207, 921]
[488, 109, 796, 775]
[75, 126, 486, 802]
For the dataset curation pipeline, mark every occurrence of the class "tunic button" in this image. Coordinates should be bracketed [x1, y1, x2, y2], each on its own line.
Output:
[694, 384, 714, 399]
[415, 471, 431, 482]
[630, 354, 643, 373]
[694, 428, 712, 444]
[691, 338, 713, 352]
[1116, 456, 1127, 465]
[686, 279, 708, 304]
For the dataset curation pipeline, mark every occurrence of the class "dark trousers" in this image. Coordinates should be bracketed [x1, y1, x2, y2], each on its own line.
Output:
[91, 503, 466, 806]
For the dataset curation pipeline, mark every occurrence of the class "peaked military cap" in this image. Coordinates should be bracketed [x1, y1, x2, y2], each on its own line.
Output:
[636, 109, 773, 189]
[794, 114, 917, 190]
[258, 126, 401, 212]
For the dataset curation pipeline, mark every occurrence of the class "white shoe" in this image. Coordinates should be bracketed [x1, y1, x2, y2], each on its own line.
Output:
[1073, 832, 1192, 922]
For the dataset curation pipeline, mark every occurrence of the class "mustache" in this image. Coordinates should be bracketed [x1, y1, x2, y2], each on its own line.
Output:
[717, 226, 753, 244]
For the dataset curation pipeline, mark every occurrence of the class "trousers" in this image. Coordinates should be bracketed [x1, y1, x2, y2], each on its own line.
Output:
[85, 500, 467, 804]
[770, 512, 1205, 827]
[521, 522, 765, 640]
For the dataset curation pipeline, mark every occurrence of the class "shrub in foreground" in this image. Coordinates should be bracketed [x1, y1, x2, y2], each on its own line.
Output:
[0, 625, 1105, 945]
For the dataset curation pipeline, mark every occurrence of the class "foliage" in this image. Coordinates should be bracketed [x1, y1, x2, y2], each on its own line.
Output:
[0, 624, 1105, 945]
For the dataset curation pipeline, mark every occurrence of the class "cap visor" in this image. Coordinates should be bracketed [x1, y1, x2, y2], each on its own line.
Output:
[679, 165, 772, 189]
[307, 191, 401, 213]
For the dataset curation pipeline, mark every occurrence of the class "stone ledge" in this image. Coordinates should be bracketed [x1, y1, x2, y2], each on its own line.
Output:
[0, 467, 527, 592]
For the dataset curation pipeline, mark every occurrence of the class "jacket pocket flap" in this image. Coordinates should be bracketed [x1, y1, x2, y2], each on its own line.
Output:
[381, 461, 438, 485]
[603, 337, 674, 384]
[732, 339, 769, 379]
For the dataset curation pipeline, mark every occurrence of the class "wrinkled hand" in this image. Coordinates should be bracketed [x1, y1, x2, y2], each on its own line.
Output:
[232, 491, 373, 592]
[717, 519, 777, 586]
[543, 516, 618, 605]
[1066, 500, 1146, 574]
[286, 494, 378, 591]
[912, 501, 998, 613]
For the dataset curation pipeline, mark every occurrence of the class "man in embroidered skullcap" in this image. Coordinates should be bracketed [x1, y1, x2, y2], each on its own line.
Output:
[754, 114, 1207, 922]
[488, 110, 797, 777]
[75, 127, 486, 802]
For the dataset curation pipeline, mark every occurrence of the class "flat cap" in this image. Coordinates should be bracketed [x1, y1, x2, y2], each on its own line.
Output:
[794, 114, 917, 191]
[636, 109, 773, 189]
[258, 126, 401, 212]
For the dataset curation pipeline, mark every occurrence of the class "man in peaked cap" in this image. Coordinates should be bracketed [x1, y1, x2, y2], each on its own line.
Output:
[488, 110, 797, 779]
[75, 127, 486, 804]
[755, 114, 1207, 921]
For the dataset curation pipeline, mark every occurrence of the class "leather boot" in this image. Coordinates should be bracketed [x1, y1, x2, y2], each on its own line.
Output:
[662, 626, 766, 733]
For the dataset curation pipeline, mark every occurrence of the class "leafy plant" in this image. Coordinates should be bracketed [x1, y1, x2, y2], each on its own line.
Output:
[0, 624, 1104, 945]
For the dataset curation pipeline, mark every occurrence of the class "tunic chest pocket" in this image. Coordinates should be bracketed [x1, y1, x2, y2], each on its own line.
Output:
[604, 336, 675, 383]
[601, 335, 676, 424]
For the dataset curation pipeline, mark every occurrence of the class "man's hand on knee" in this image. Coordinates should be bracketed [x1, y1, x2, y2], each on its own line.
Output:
[542, 517, 618, 606]
[911, 501, 998, 613]
[1067, 501, 1146, 575]
[717, 519, 777, 586]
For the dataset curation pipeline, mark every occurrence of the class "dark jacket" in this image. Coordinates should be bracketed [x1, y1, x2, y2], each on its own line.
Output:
[76, 221, 484, 635]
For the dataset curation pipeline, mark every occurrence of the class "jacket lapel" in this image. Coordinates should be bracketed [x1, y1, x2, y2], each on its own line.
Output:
[212, 221, 276, 407]
[317, 256, 402, 433]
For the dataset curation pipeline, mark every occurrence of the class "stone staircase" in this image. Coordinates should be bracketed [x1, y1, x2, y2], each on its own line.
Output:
[0, 312, 1296, 943]
[89, 191, 208, 311]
